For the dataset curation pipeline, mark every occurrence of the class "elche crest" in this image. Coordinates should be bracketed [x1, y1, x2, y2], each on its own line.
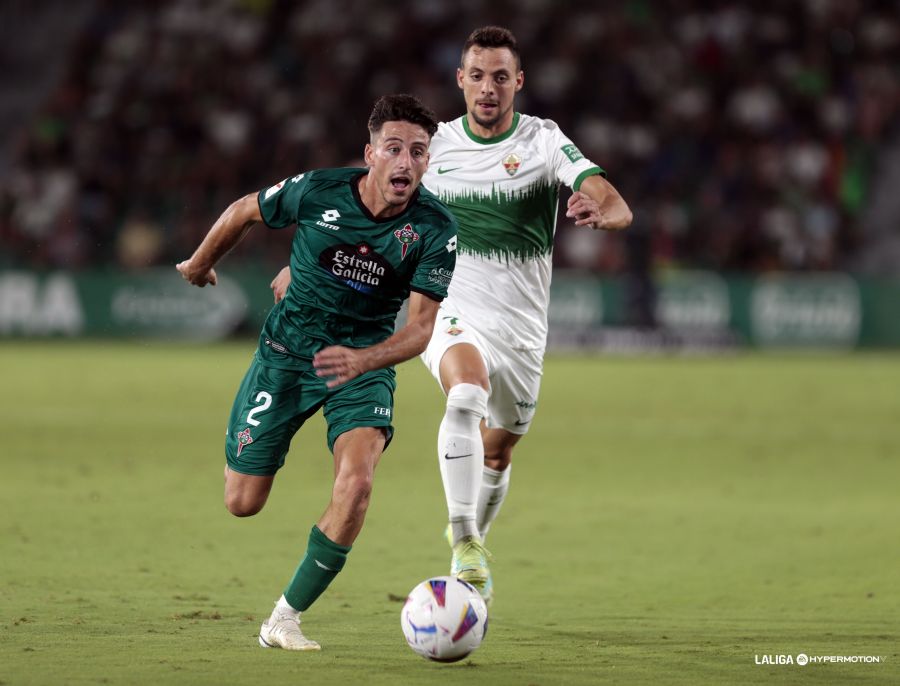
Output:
[502, 153, 521, 176]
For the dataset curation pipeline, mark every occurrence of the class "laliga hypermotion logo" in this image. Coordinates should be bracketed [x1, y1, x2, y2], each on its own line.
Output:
[394, 224, 420, 260]
[235, 428, 253, 456]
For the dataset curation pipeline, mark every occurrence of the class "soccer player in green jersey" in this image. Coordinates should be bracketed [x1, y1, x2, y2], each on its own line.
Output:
[272, 28, 632, 608]
[176, 94, 457, 651]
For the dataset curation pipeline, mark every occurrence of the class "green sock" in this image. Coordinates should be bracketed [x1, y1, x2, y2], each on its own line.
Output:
[284, 525, 351, 612]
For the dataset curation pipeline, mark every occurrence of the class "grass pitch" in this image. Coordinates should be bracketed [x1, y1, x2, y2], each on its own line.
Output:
[1, 342, 898, 685]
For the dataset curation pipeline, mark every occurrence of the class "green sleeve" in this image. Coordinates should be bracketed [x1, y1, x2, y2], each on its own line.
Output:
[410, 216, 458, 300]
[257, 172, 312, 228]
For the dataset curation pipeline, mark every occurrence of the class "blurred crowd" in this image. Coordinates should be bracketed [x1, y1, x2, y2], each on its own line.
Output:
[2, 0, 899, 275]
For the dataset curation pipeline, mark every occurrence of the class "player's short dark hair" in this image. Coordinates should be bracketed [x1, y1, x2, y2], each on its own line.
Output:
[368, 94, 438, 138]
[461, 26, 521, 71]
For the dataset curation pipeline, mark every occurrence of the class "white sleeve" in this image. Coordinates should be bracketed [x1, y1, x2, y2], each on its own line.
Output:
[544, 121, 605, 190]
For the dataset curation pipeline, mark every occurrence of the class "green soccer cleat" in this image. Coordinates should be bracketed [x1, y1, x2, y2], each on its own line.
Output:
[450, 536, 493, 607]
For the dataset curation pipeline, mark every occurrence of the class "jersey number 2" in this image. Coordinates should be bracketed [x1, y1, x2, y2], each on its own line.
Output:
[246, 391, 273, 426]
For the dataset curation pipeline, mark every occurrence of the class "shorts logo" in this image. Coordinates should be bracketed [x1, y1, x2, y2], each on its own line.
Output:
[235, 428, 254, 456]
[446, 235, 457, 253]
[443, 316, 463, 336]
[502, 153, 521, 176]
[393, 223, 420, 260]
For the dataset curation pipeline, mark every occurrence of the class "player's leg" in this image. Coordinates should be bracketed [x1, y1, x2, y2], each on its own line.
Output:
[421, 315, 493, 600]
[261, 371, 393, 652]
[318, 426, 386, 545]
[224, 468, 273, 517]
[477, 428, 521, 539]
[465, 346, 541, 604]
[438, 342, 490, 545]
[223, 357, 314, 517]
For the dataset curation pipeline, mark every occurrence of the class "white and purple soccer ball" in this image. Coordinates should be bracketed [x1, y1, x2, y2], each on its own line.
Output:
[400, 575, 488, 662]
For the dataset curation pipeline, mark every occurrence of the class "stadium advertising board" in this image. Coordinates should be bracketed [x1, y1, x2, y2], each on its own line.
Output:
[1, 269, 898, 348]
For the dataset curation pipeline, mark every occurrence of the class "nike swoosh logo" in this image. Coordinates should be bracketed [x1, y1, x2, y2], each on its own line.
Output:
[315, 559, 336, 571]
[514, 420, 531, 426]
[437, 167, 460, 175]
[444, 453, 474, 460]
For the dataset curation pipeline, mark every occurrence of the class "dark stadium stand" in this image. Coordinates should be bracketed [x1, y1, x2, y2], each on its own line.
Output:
[2, 1, 898, 278]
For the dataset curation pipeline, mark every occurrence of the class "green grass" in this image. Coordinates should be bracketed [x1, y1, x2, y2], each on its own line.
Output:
[1, 342, 898, 685]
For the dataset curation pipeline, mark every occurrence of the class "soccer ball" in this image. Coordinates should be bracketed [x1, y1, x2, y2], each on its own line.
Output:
[400, 575, 488, 662]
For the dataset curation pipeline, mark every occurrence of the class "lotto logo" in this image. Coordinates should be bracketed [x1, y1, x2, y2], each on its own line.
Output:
[322, 209, 341, 223]
[446, 236, 458, 252]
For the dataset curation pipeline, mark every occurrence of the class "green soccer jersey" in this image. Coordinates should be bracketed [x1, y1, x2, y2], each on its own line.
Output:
[256, 167, 458, 368]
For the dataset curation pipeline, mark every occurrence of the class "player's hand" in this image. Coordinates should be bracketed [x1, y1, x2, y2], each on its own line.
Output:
[566, 191, 605, 229]
[176, 259, 218, 287]
[313, 346, 366, 388]
[270, 266, 291, 304]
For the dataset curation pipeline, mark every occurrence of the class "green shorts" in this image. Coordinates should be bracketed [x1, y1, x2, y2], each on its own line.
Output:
[225, 353, 396, 476]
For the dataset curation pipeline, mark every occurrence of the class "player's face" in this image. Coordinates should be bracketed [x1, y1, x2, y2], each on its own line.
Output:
[364, 121, 431, 213]
[457, 46, 523, 134]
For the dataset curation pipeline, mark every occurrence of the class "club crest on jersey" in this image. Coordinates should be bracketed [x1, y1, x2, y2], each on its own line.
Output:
[357, 243, 371, 256]
[393, 224, 420, 260]
[235, 428, 254, 456]
[502, 153, 521, 176]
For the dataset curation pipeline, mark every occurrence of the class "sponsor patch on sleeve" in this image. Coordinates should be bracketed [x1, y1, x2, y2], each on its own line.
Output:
[561, 144, 584, 163]
[427, 267, 454, 289]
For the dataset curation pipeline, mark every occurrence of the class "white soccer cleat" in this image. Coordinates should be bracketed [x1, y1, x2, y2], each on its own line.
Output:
[258, 611, 321, 651]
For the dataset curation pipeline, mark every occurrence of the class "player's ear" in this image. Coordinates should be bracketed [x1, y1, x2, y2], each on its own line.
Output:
[363, 143, 374, 167]
[456, 68, 465, 90]
[515, 70, 524, 92]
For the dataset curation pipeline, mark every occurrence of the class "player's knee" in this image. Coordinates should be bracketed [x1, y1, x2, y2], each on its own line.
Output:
[224, 491, 266, 517]
[333, 469, 374, 515]
[446, 383, 488, 421]
[484, 449, 512, 471]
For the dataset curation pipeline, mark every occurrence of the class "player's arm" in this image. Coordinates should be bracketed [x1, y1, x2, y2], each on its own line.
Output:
[566, 174, 633, 232]
[176, 193, 262, 286]
[313, 292, 441, 388]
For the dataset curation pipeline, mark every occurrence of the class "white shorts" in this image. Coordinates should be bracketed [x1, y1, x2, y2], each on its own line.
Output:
[421, 307, 544, 434]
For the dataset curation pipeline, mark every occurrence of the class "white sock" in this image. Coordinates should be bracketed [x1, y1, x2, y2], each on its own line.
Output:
[438, 383, 488, 544]
[477, 465, 511, 541]
[274, 594, 300, 618]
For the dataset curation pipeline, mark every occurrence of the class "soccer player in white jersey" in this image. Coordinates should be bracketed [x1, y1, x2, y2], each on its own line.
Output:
[271, 27, 632, 606]
[418, 26, 632, 605]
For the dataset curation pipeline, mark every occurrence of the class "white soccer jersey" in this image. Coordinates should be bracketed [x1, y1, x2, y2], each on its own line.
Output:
[423, 113, 603, 350]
